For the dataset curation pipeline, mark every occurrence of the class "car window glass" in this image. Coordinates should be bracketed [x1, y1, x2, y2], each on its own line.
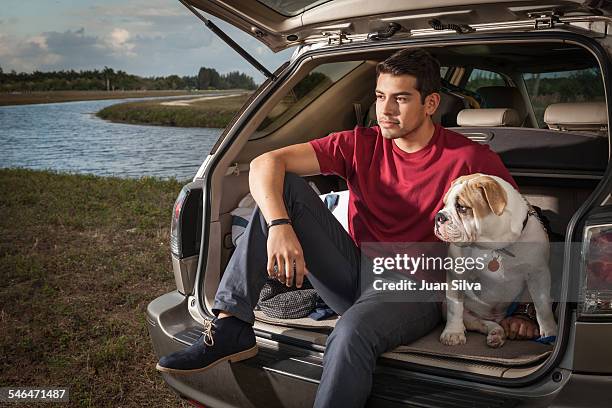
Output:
[440, 66, 449, 79]
[523, 68, 605, 128]
[253, 61, 363, 137]
[465, 69, 505, 92]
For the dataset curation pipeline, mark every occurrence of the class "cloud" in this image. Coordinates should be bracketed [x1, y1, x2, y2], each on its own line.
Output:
[86, 0, 184, 19]
[28, 35, 48, 50]
[1, 1, 293, 82]
[0, 33, 62, 72]
[106, 28, 136, 56]
[76, 0, 190, 36]
[0, 28, 126, 73]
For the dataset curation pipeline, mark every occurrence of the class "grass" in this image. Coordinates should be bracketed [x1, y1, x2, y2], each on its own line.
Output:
[0, 90, 214, 106]
[96, 93, 252, 128]
[0, 168, 191, 407]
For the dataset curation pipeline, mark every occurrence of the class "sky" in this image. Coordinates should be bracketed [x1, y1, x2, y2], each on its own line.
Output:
[0, 0, 294, 83]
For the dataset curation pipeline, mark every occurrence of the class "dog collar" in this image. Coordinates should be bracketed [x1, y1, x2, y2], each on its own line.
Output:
[496, 247, 516, 258]
[521, 207, 538, 231]
[521, 195, 542, 233]
[497, 204, 538, 258]
[474, 198, 541, 259]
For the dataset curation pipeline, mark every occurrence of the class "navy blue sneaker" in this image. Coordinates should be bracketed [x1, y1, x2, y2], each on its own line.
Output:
[156, 316, 257, 374]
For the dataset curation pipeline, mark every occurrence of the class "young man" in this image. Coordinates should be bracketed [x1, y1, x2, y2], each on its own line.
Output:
[156, 48, 539, 406]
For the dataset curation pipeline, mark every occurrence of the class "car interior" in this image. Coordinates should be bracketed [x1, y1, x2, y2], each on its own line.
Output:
[197, 40, 609, 378]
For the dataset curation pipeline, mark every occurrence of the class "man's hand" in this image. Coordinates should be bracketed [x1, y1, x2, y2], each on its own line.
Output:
[500, 315, 539, 340]
[266, 224, 308, 288]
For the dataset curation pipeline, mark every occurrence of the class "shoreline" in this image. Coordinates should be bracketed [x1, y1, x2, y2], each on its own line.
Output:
[0, 89, 239, 107]
[96, 92, 251, 128]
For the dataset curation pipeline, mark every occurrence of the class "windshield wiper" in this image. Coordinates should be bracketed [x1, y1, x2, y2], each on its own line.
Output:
[178, 0, 275, 80]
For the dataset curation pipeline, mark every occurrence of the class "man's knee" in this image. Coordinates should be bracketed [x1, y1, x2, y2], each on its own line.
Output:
[283, 172, 309, 193]
[282, 172, 320, 209]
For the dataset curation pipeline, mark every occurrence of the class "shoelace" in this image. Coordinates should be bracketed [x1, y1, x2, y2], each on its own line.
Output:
[202, 319, 216, 346]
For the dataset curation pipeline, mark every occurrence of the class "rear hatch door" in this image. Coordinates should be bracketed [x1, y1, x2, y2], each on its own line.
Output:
[184, 0, 607, 51]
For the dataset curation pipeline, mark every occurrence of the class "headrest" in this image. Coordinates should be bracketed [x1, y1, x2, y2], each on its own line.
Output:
[544, 102, 608, 131]
[457, 108, 521, 127]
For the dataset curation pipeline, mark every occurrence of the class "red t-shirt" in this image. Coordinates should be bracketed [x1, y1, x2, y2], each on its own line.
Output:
[310, 124, 518, 247]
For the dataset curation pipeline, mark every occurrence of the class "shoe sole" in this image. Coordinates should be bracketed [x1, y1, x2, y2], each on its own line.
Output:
[155, 344, 258, 375]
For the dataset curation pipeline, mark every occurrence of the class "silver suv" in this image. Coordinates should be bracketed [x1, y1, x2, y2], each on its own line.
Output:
[147, 1, 612, 406]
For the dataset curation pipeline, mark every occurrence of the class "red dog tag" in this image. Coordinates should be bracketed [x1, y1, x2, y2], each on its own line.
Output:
[488, 258, 500, 272]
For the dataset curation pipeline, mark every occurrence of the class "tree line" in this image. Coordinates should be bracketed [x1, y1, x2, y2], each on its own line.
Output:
[196, 67, 256, 90]
[523, 68, 604, 102]
[467, 68, 604, 102]
[0, 66, 257, 92]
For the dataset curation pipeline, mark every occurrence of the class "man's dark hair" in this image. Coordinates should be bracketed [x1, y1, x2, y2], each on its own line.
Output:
[376, 48, 441, 103]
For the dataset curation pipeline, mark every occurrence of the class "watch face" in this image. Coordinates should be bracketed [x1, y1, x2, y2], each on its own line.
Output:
[527, 304, 537, 318]
[521, 304, 536, 320]
[515, 304, 536, 320]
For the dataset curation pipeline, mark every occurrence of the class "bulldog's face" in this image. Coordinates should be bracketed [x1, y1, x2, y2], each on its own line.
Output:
[435, 173, 512, 244]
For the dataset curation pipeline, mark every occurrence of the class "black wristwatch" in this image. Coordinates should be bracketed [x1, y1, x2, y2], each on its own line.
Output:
[267, 218, 292, 228]
[512, 303, 537, 322]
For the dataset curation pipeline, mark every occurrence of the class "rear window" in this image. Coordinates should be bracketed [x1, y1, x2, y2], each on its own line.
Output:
[257, 0, 332, 16]
[252, 61, 363, 137]
[523, 67, 605, 127]
[440, 66, 450, 79]
[464, 69, 506, 92]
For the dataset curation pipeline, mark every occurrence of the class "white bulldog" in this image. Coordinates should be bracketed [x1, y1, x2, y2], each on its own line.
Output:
[434, 173, 558, 348]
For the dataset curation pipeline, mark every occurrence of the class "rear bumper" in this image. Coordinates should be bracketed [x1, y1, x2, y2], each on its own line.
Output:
[146, 291, 320, 407]
[147, 291, 611, 408]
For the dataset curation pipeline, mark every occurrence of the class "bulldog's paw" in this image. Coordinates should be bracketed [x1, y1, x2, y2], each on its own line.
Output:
[440, 329, 467, 346]
[486, 327, 506, 348]
[540, 321, 558, 338]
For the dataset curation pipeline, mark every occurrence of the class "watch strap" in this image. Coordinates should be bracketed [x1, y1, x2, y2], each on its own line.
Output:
[512, 303, 537, 322]
[268, 218, 292, 228]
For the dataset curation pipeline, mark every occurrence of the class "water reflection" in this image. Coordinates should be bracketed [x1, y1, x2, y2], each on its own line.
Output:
[0, 97, 222, 181]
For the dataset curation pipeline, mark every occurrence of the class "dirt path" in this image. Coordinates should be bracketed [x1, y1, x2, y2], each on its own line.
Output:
[160, 93, 246, 106]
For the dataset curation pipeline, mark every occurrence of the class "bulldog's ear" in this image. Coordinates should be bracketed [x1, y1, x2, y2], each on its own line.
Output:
[473, 176, 508, 216]
[444, 173, 484, 204]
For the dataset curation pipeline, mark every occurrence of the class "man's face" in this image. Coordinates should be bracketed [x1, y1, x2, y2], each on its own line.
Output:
[375, 73, 436, 139]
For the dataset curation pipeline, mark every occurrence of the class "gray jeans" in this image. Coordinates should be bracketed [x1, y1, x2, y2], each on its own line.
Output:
[213, 173, 441, 408]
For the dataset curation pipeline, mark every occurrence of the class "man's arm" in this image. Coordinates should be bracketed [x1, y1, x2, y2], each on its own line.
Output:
[248, 142, 321, 289]
[500, 312, 539, 340]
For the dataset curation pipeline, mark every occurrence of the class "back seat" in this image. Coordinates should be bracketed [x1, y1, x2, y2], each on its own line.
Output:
[319, 101, 607, 235]
[452, 102, 608, 172]
[452, 101, 608, 234]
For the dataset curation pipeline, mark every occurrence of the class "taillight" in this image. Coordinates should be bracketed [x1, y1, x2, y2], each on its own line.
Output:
[185, 399, 207, 408]
[579, 224, 612, 317]
[170, 188, 188, 257]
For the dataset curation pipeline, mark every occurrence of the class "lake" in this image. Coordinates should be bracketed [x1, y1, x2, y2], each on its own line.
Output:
[0, 97, 223, 181]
